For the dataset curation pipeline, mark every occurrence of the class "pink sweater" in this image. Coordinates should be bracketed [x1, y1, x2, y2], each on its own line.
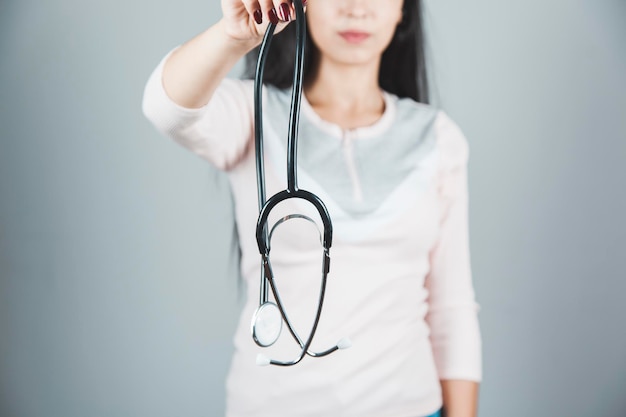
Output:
[142, 49, 482, 417]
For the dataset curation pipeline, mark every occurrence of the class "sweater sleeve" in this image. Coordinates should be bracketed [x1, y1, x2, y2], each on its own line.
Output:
[141, 47, 254, 171]
[424, 110, 483, 382]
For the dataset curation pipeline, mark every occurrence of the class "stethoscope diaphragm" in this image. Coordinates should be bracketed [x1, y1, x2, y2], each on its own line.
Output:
[252, 302, 282, 347]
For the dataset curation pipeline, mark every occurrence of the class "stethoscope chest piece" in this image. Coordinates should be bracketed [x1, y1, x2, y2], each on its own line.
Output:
[251, 302, 282, 347]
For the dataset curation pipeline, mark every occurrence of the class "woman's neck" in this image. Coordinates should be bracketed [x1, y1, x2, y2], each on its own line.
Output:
[303, 59, 385, 130]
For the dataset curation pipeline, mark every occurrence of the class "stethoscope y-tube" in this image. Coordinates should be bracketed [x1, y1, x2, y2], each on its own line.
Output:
[251, 0, 351, 367]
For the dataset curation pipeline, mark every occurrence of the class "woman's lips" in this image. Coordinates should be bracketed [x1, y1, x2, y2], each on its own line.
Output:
[339, 31, 370, 43]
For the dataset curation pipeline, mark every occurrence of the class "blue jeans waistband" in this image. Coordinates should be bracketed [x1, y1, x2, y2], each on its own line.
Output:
[424, 408, 442, 417]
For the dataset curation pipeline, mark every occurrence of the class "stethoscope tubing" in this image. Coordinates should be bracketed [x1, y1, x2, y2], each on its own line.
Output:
[252, 0, 340, 366]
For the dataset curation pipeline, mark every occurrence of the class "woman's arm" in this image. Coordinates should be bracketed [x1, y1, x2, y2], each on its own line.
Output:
[141, 19, 258, 169]
[161, 19, 257, 109]
[142, 4, 298, 169]
[424, 111, 483, 415]
[440, 379, 480, 417]
[161, 0, 300, 109]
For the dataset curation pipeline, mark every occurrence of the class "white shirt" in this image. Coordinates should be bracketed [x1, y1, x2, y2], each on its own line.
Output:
[142, 49, 482, 417]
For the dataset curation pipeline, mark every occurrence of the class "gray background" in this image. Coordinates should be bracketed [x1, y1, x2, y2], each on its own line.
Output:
[1, 0, 625, 416]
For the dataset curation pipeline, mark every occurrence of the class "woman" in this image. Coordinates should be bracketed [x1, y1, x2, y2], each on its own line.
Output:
[142, 1, 482, 416]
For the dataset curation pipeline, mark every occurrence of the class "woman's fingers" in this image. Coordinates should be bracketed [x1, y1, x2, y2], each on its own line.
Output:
[276, 1, 293, 22]
[263, 0, 298, 24]
[286, 1, 308, 21]
[240, 0, 263, 24]
[242, 0, 306, 29]
[265, 1, 283, 24]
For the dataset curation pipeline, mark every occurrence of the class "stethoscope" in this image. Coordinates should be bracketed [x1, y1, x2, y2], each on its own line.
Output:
[251, 0, 351, 367]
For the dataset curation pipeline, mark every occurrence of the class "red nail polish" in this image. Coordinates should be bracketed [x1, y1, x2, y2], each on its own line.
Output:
[268, 8, 279, 24]
[279, 3, 291, 22]
[253, 9, 263, 25]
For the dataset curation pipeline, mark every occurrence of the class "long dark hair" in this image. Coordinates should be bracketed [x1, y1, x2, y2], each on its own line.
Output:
[243, 0, 429, 104]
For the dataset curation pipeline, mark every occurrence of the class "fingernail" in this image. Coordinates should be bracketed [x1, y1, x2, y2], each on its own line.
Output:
[253, 9, 263, 25]
[279, 3, 291, 22]
[268, 8, 280, 24]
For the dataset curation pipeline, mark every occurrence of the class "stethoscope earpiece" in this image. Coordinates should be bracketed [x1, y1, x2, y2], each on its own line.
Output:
[337, 338, 353, 350]
[256, 353, 271, 367]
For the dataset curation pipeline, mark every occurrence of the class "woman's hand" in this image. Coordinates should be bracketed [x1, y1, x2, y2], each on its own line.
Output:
[157, 0, 307, 109]
[220, 0, 307, 44]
